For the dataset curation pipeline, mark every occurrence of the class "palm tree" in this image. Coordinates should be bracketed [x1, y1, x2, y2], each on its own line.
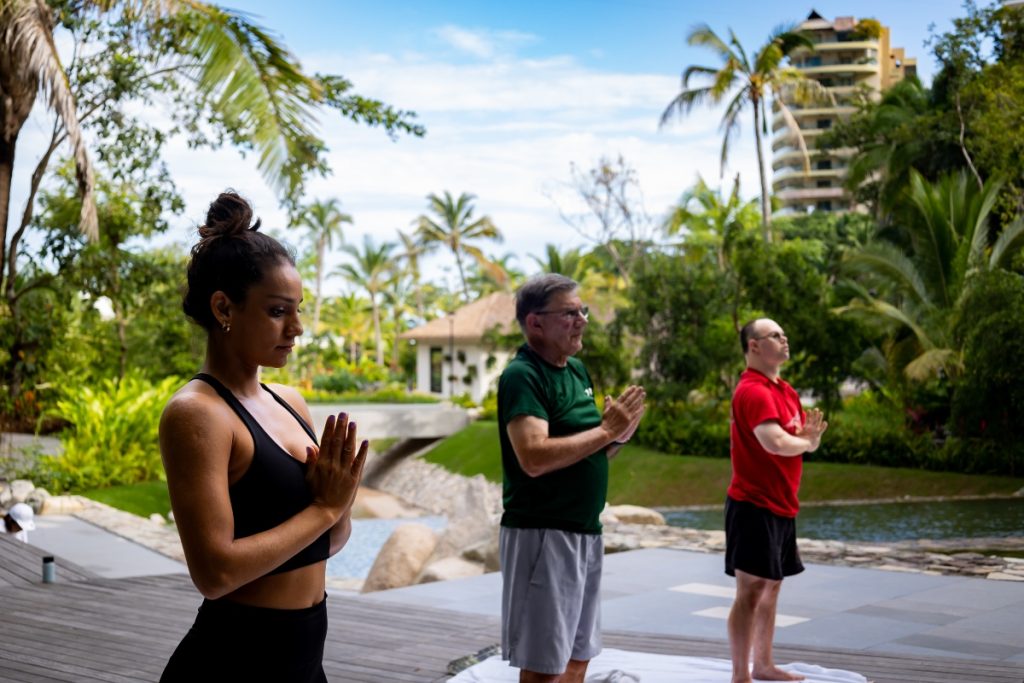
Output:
[660, 24, 826, 241]
[382, 273, 416, 371]
[415, 191, 503, 302]
[0, 0, 329, 288]
[530, 244, 589, 281]
[396, 228, 428, 319]
[322, 293, 372, 364]
[838, 170, 1024, 381]
[295, 199, 352, 337]
[663, 174, 759, 273]
[334, 235, 396, 367]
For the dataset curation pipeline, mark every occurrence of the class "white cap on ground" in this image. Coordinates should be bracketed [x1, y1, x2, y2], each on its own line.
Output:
[8, 502, 35, 531]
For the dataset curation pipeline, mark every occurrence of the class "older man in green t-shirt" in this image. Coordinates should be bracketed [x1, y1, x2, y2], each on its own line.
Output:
[498, 273, 646, 683]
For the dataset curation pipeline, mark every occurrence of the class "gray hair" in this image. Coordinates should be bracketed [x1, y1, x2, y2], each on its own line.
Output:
[516, 273, 578, 329]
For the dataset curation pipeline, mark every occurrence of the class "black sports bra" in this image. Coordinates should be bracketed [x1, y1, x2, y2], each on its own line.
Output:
[193, 373, 330, 575]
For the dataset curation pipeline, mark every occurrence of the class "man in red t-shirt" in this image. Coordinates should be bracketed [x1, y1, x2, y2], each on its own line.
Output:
[725, 318, 828, 683]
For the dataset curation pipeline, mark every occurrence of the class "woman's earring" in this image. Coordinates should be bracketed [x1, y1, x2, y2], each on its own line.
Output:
[222, 321, 231, 333]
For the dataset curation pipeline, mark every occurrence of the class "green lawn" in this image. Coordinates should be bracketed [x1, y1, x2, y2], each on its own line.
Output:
[424, 421, 1024, 507]
[79, 480, 172, 519]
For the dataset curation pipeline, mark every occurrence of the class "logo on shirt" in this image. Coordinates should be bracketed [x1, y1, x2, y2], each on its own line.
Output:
[584, 387, 593, 398]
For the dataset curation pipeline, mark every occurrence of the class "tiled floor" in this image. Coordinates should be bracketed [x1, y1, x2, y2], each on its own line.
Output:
[359, 546, 1024, 663]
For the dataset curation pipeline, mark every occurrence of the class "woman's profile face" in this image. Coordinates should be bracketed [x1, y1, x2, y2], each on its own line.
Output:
[227, 261, 304, 369]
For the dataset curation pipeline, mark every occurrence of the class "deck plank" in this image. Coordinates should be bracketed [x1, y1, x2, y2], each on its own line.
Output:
[0, 573, 1022, 682]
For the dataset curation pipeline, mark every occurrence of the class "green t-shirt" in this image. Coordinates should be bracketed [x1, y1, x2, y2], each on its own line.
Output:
[498, 344, 608, 534]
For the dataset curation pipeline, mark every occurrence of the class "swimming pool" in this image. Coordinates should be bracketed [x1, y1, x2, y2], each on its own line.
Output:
[326, 515, 448, 579]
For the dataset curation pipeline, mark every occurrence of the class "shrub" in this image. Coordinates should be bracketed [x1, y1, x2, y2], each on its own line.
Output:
[816, 392, 933, 467]
[634, 397, 731, 458]
[39, 374, 180, 491]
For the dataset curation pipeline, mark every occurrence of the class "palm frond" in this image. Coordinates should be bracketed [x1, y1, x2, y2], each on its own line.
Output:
[6, 0, 97, 238]
[904, 347, 961, 382]
[989, 214, 1024, 269]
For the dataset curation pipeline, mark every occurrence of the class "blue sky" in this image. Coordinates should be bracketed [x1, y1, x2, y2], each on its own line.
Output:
[15, 0, 973, 294]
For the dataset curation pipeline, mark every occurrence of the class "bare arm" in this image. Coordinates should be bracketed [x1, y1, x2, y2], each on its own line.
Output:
[507, 385, 646, 477]
[161, 394, 366, 599]
[752, 408, 827, 456]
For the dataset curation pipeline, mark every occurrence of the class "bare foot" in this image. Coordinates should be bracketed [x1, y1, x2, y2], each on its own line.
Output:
[751, 666, 804, 681]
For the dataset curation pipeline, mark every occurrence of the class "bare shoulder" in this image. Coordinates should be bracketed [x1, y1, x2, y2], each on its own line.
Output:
[266, 382, 314, 424]
[159, 382, 235, 460]
[161, 381, 229, 428]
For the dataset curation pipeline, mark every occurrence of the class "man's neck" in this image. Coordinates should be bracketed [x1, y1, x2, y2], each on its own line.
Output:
[747, 359, 781, 383]
[527, 341, 569, 368]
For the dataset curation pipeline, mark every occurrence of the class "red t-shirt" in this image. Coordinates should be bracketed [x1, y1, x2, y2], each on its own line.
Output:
[726, 368, 805, 518]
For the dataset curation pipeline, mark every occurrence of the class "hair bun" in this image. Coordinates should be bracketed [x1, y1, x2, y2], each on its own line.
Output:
[198, 190, 262, 239]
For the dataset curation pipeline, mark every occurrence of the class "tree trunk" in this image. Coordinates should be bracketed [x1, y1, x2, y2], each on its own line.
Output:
[453, 248, 471, 303]
[0, 139, 14, 289]
[752, 100, 773, 243]
[371, 293, 383, 366]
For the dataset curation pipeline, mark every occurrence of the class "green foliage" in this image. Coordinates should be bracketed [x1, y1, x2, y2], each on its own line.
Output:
[620, 251, 739, 400]
[632, 398, 731, 458]
[850, 18, 883, 41]
[948, 270, 1024, 474]
[300, 383, 439, 405]
[815, 392, 933, 468]
[39, 375, 180, 491]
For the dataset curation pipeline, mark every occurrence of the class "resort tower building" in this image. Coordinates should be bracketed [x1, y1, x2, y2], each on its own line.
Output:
[772, 11, 917, 214]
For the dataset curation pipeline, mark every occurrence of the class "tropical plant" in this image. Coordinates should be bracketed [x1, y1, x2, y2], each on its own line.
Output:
[664, 174, 759, 272]
[294, 199, 352, 337]
[660, 23, 828, 239]
[415, 191, 503, 302]
[321, 293, 373, 364]
[41, 374, 180, 491]
[838, 170, 1024, 382]
[334, 236, 396, 366]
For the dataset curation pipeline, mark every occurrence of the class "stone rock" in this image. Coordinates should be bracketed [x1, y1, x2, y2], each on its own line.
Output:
[0, 483, 11, 508]
[606, 505, 665, 526]
[362, 523, 438, 593]
[9, 479, 33, 503]
[25, 487, 50, 510]
[417, 556, 485, 584]
[599, 504, 620, 526]
[40, 495, 85, 516]
[148, 513, 165, 524]
[987, 572, 1024, 581]
[462, 528, 500, 572]
[351, 487, 419, 519]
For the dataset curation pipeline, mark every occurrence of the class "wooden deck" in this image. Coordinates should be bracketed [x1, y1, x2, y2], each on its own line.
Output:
[1, 572, 1023, 682]
[0, 533, 98, 588]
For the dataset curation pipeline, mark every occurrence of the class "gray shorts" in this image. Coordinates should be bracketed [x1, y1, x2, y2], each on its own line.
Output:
[499, 526, 603, 675]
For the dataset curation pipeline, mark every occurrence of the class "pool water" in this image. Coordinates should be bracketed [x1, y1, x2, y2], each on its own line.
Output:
[662, 497, 1024, 543]
[327, 515, 447, 579]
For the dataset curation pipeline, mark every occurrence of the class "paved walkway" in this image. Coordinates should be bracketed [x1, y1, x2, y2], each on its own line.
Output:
[360, 547, 1024, 666]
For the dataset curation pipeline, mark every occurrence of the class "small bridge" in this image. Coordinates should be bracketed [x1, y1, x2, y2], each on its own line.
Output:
[306, 403, 470, 441]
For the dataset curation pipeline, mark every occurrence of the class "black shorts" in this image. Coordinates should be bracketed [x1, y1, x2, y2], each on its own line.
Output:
[724, 496, 804, 581]
[161, 595, 328, 682]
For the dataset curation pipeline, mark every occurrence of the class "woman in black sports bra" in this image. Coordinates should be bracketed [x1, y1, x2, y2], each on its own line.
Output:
[159, 191, 368, 682]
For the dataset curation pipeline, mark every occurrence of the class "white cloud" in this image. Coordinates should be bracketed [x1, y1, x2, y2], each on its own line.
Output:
[10, 23, 768, 298]
[433, 25, 538, 59]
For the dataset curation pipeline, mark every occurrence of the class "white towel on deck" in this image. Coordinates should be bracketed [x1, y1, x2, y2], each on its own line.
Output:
[448, 648, 869, 683]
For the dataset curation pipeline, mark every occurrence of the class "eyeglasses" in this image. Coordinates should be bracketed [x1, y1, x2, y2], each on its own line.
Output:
[754, 331, 787, 342]
[535, 305, 590, 321]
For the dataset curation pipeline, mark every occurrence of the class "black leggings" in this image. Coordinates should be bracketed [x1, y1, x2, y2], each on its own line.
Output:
[161, 595, 328, 682]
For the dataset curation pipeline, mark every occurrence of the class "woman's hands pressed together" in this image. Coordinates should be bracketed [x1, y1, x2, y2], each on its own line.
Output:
[306, 413, 368, 520]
